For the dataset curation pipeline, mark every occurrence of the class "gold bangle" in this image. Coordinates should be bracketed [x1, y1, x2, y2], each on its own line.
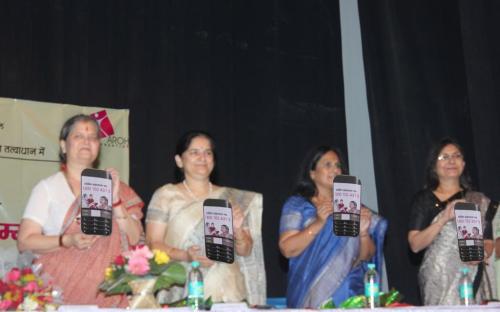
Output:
[114, 214, 128, 220]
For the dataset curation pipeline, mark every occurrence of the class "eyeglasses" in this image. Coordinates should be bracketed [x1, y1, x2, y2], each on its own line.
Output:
[437, 153, 463, 162]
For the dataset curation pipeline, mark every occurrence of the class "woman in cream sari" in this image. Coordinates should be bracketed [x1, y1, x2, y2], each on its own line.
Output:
[146, 131, 266, 305]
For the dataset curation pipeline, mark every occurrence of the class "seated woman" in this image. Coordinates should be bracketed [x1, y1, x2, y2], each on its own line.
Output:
[408, 137, 496, 305]
[17, 114, 144, 307]
[279, 146, 387, 308]
[145, 130, 266, 305]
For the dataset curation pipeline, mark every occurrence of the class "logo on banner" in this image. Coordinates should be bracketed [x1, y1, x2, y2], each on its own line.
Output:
[90, 110, 115, 138]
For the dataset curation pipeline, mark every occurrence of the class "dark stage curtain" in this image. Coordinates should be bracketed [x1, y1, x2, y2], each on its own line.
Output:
[0, 0, 345, 297]
[359, 0, 500, 305]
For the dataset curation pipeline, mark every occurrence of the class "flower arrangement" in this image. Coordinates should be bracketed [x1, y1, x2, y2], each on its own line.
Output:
[99, 245, 185, 296]
[0, 267, 59, 311]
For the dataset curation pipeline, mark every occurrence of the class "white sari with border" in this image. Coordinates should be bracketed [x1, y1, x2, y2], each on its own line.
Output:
[146, 184, 266, 305]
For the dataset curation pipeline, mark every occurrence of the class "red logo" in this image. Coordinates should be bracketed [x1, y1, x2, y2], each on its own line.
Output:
[90, 110, 115, 138]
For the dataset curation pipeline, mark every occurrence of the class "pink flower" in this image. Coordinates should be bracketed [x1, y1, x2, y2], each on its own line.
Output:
[0, 299, 13, 310]
[131, 245, 154, 259]
[6, 268, 21, 282]
[127, 256, 150, 275]
[23, 281, 39, 293]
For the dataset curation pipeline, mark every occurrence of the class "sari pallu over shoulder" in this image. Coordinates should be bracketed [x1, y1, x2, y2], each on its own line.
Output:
[220, 187, 267, 305]
[283, 197, 387, 308]
[419, 191, 495, 305]
[158, 185, 266, 305]
[34, 182, 144, 307]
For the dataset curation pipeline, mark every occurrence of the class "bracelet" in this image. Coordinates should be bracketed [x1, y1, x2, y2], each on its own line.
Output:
[59, 234, 66, 248]
[114, 214, 129, 220]
[112, 199, 122, 208]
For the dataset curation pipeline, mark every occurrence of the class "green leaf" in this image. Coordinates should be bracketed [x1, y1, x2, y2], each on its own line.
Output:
[380, 288, 403, 306]
[319, 298, 336, 309]
[99, 274, 134, 295]
[105, 282, 132, 295]
[154, 262, 186, 292]
[149, 261, 168, 275]
[203, 296, 213, 310]
[339, 295, 366, 309]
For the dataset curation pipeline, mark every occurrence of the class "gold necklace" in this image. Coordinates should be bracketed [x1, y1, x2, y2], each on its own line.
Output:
[183, 180, 212, 200]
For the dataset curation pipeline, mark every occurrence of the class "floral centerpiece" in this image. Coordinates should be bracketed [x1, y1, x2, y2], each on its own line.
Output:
[0, 267, 59, 311]
[99, 245, 185, 308]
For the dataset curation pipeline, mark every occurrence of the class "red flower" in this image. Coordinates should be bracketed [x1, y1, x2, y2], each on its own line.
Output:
[37, 295, 53, 303]
[114, 255, 126, 266]
[21, 267, 33, 275]
[0, 280, 8, 293]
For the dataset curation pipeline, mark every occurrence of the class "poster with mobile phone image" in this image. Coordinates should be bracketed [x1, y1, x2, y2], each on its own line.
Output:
[80, 168, 112, 236]
[333, 175, 361, 237]
[454, 202, 484, 262]
[203, 199, 235, 263]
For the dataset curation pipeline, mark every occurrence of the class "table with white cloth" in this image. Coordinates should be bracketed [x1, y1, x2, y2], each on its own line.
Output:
[56, 302, 500, 312]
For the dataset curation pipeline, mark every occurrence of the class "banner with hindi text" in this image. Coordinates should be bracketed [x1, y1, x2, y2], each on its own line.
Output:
[0, 97, 130, 256]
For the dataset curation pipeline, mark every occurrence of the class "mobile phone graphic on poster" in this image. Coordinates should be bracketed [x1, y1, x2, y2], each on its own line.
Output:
[203, 199, 235, 263]
[80, 168, 112, 236]
[333, 175, 361, 237]
[454, 202, 484, 262]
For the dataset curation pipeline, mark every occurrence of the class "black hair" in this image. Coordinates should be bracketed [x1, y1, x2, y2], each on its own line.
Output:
[424, 137, 471, 190]
[174, 130, 217, 182]
[58, 114, 100, 164]
[292, 145, 347, 198]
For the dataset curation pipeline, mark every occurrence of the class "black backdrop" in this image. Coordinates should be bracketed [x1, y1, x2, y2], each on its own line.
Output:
[1, 0, 500, 305]
[0, 0, 346, 299]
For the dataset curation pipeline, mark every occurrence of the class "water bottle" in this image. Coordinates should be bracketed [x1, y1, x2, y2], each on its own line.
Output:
[458, 267, 474, 306]
[364, 263, 380, 308]
[187, 261, 204, 311]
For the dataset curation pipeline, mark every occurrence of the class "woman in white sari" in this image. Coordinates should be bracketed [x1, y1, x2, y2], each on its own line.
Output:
[146, 131, 266, 305]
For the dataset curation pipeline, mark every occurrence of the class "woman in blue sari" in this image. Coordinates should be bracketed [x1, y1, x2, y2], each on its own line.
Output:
[279, 146, 387, 308]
